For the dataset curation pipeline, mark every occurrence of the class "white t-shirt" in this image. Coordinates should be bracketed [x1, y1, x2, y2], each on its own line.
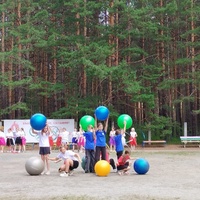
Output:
[38, 132, 50, 147]
[0, 131, 5, 138]
[57, 150, 78, 161]
[60, 131, 69, 142]
[121, 133, 126, 146]
[15, 130, 22, 137]
[20, 130, 26, 137]
[130, 131, 137, 138]
[110, 130, 115, 137]
[6, 131, 13, 138]
[72, 131, 78, 138]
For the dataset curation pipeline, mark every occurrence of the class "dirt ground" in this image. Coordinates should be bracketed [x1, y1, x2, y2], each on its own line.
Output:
[0, 144, 200, 200]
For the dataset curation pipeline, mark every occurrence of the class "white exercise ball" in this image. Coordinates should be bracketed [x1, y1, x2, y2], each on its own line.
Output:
[25, 157, 44, 175]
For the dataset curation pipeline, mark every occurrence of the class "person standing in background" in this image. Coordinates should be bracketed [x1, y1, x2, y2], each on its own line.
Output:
[0, 128, 6, 153]
[71, 128, 78, 151]
[129, 127, 137, 151]
[6, 128, 14, 152]
[60, 128, 70, 146]
[109, 127, 116, 152]
[21, 128, 26, 152]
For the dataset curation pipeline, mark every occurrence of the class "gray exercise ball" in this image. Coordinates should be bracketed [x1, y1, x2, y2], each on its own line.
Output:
[25, 157, 44, 175]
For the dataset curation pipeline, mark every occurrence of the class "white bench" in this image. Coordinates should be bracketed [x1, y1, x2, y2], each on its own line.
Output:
[142, 140, 166, 147]
[180, 136, 200, 148]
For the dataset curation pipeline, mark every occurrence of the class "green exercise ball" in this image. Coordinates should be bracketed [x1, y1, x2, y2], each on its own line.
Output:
[117, 114, 133, 129]
[79, 115, 95, 131]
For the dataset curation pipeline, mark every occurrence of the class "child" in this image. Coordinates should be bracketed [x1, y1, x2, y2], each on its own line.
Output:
[71, 128, 78, 151]
[77, 129, 85, 153]
[106, 149, 117, 172]
[60, 128, 69, 145]
[32, 124, 51, 175]
[117, 150, 131, 175]
[49, 145, 81, 177]
[21, 128, 26, 152]
[6, 128, 14, 152]
[109, 127, 115, 152]
[94, 115, 109, 162]
[0, 128, 6, 153]
[129, 127, 137, 151]
[114, 121, 127, 159]
[14, 127, 22, 153]
[83, 125, 95, 173]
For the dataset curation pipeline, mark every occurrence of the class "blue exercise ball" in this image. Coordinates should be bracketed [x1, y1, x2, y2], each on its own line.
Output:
[95, 106, 109, 121]
[30, 113, 47, 131]
[133, 158, 149, 175]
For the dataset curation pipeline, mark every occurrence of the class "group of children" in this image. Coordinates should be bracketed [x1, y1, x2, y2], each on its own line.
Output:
[33, 115, 136, 177]
[0, 127, 26, 153]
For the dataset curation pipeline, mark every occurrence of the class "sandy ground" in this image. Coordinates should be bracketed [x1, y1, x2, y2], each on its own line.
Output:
[0, 145, 200, 200]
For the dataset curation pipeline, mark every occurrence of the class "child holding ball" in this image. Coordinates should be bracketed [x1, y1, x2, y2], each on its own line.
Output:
[83, 125, 95, 173]
[94, 115, 109, 162]
[32, 124, 51, 175]
[114, 121, 127, 159]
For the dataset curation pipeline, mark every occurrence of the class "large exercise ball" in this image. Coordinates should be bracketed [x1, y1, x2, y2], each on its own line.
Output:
[95, 106, 109, 121]
[133, 158, 150, 175]
[117, 114, 133, 129]
[79, 115, 95, 131]
[30, 113, 47, 131]
[94, 160, 110, 177]
[25, 157, 45, 175]
[81, 157, 86, 170]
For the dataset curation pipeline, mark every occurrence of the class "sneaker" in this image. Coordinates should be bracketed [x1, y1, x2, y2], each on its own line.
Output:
[113, 169, 117, 173]
[69, 170, 74, 176]
[45, 171, 50, 175]
[60, 172, 69, 177]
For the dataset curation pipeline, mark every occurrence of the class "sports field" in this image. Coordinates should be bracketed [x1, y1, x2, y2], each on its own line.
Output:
[0, 145, 199, 200]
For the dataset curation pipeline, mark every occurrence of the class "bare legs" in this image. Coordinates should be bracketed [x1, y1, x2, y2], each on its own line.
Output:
[41, 154, 50, 174]
[59, 159, 73, 173]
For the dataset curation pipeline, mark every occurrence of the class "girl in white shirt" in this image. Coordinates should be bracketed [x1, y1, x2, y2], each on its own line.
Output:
[49, 145, 81, 177]
[129, 127, 138, 151]
[6, 128, 14, 152]
[32, 125, 51, 175]
[60, 128, 69, 145]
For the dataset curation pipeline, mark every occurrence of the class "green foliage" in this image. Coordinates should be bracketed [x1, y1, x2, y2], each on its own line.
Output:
[0, 102, 29, 117]
[0, 0, 199, 137]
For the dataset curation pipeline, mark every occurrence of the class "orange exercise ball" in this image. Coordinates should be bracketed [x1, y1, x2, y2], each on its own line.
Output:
[94, 160, 111, 177]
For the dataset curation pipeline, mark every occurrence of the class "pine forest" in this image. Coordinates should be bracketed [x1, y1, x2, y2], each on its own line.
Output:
[0, 0, 200, 141]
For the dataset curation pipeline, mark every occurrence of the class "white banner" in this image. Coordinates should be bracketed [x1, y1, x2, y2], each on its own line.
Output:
[3, 119, 74, 143]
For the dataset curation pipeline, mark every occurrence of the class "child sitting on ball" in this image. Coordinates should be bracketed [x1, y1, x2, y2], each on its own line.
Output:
[116, 150, 132, 175]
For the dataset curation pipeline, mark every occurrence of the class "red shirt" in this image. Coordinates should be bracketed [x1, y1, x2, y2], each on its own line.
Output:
[117, 155, 130, 166]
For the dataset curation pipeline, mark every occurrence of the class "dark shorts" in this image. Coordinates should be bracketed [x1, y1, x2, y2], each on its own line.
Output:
[15, 137, 22, 145]
[72, 137, 78, 144]
[6, 138, 14, 146]
[117, 162, 129, 171]
[39, 147, 51, 155]
[69, 160, 79, 170]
